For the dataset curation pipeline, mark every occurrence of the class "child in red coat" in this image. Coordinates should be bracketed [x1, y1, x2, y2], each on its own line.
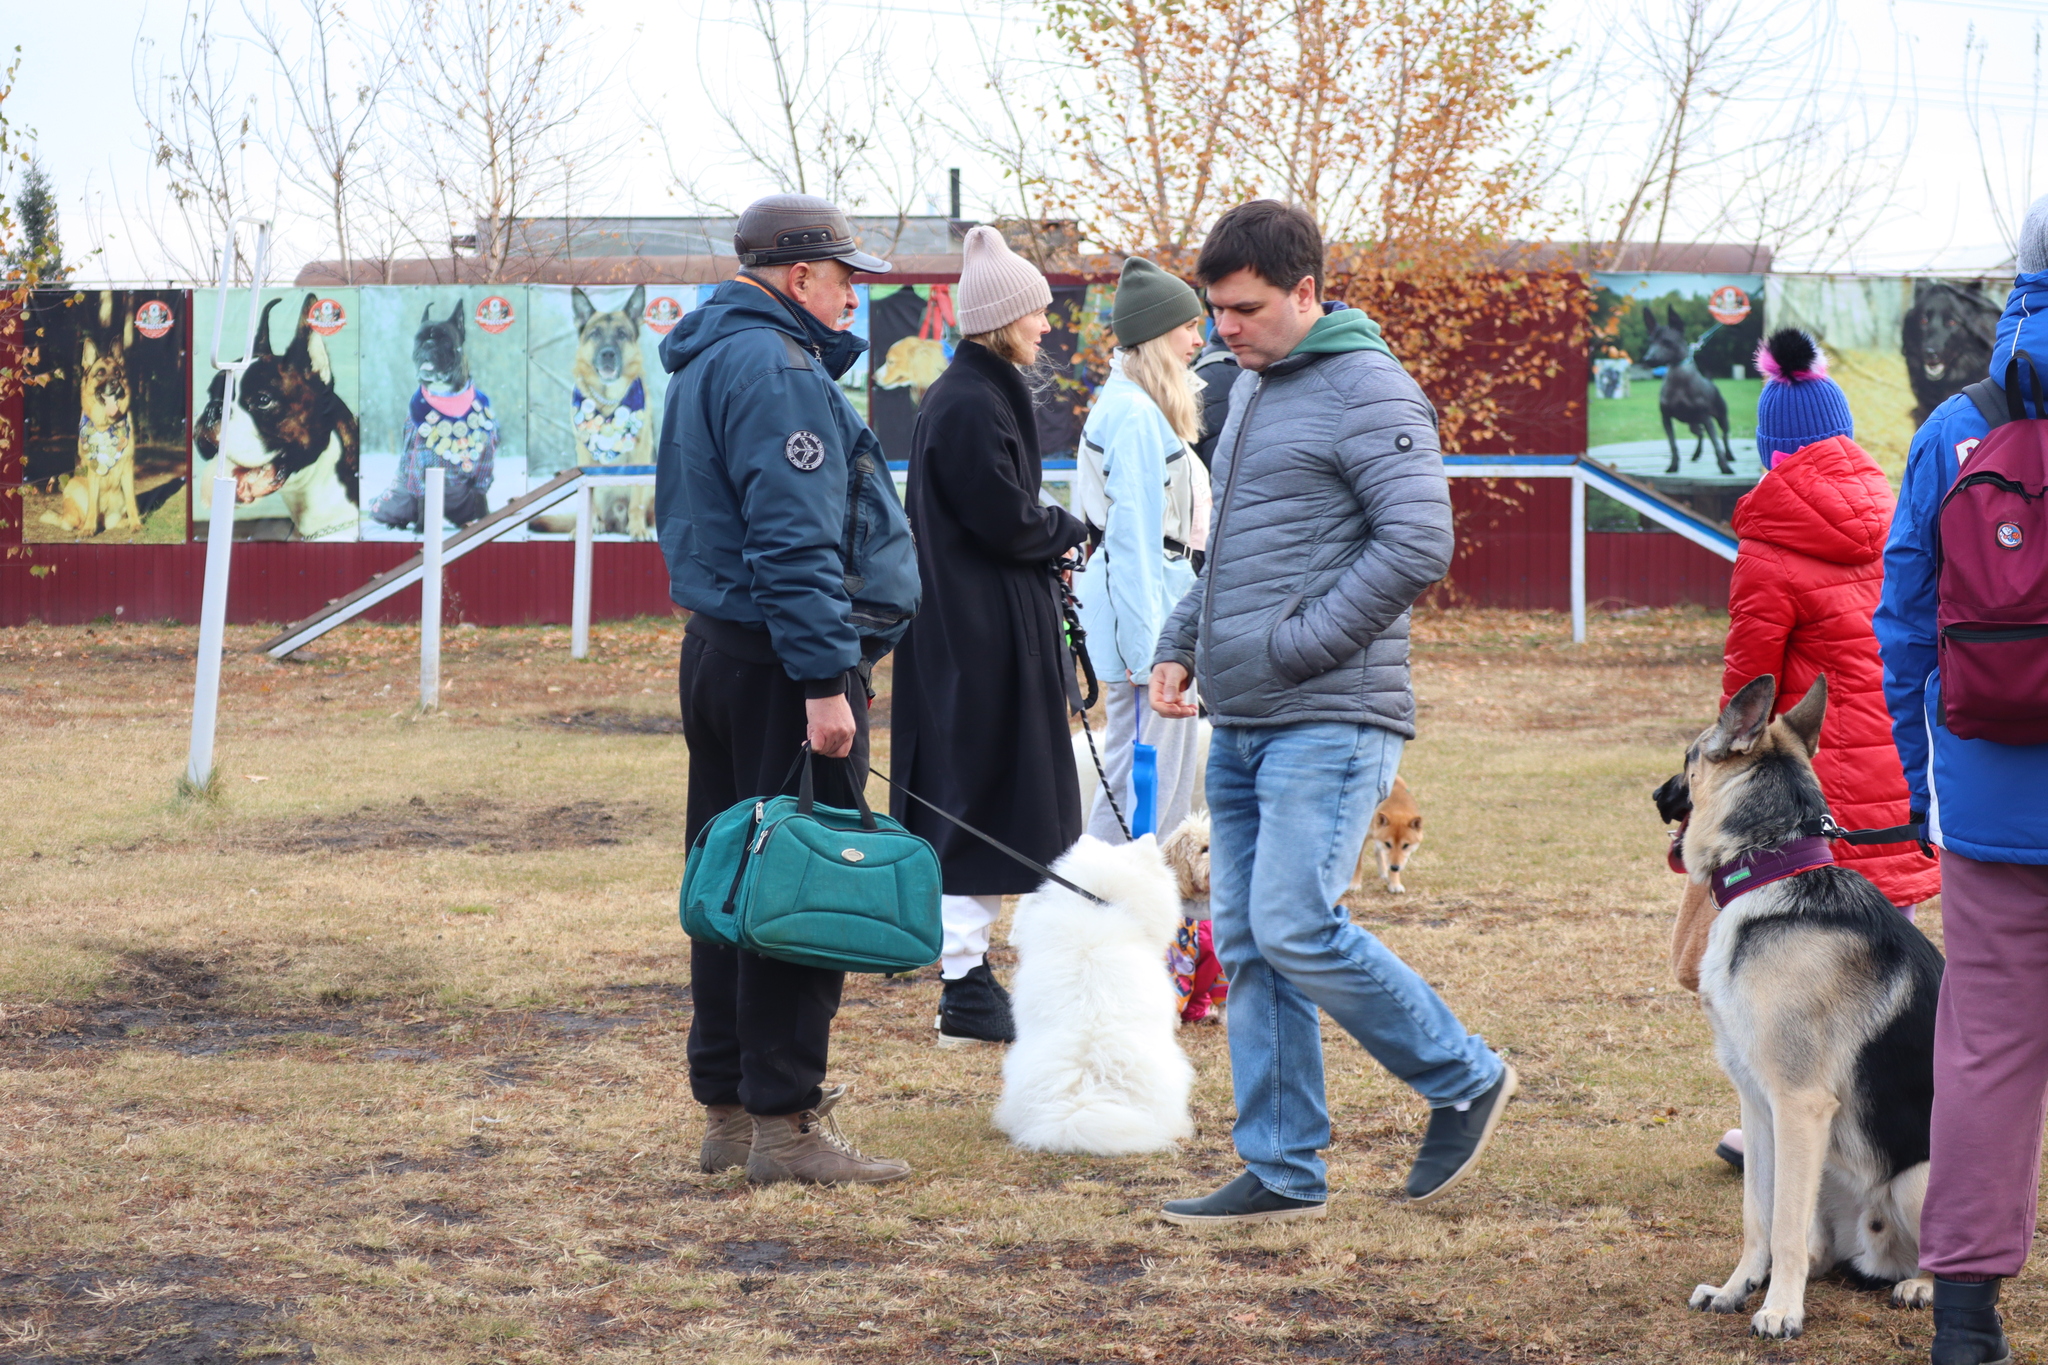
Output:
[1707, 328, 1939, 1170]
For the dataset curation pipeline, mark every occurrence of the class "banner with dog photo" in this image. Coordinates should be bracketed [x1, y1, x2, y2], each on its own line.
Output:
[188, 288, 363, 541]
[21, 289, 190, 543]
[1587, 271, 1766, 528]
[356, 287, 529, 542]
[524, 284, 676, 542]
[867, 284, 957, 464]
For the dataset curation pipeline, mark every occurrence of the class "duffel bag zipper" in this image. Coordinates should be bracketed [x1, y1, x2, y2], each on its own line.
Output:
[1944, 624, 2048, 641]
[720, 802, 769, 915]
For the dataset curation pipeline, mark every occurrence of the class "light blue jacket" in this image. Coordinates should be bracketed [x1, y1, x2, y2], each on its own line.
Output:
[1072, 371, 1201, 681]
[1873, 269, 2048, 864]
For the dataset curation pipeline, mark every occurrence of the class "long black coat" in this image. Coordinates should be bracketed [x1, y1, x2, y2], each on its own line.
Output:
[889, 340, 1090, 893]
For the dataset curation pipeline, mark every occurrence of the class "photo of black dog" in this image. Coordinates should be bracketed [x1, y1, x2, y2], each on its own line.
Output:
[1639, 305, 1735, 476]
[369, 299, 499, 533]
[1902, 279, 2000, 424]
[194, 293, 361, 541]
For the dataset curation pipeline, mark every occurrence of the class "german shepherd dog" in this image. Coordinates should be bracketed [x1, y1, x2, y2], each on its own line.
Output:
[552, 285, 654, 540]
[195, 293, 361, 541]
[1661, 674, 1941, 1340]
[1639, 305, 1735, 475]
[41, 292, 143, 536]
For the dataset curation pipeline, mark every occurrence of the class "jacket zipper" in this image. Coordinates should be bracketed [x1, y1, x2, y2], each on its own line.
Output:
[1202, 375, 1266, 643]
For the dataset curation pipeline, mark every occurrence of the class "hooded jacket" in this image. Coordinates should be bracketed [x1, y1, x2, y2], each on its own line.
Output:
[655, 278, 919, 689]
[1721, 435, 1940, 905]
[1154, 303, 1452, 734]
[1875, 270, 2048, 864]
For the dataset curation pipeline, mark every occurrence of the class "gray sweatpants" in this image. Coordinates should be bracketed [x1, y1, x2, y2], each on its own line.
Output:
[1085, 683, 1204, 843]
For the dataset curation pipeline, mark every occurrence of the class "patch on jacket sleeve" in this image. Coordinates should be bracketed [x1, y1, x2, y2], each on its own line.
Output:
[785, 430, 826, 471]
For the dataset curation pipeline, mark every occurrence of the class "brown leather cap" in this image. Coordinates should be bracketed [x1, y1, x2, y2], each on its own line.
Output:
[734, 193, 892, 273]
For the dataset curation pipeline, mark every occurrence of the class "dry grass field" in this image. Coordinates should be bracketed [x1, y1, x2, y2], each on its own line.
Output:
[0, 607, 2004, 1365]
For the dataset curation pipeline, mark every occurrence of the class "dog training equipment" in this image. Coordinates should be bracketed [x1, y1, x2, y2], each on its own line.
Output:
[681, 747, 943, 974]
[1939, 352, 2048, 744]
[1931, 1278, 2012, 1365]
[1160, 1170, 1327, 1227]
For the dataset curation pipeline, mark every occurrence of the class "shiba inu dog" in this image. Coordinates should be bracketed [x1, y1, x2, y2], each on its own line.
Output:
[41, 293, 142, 537]
[1662, 674, 1942, 1341]
[1356, 775, 1422, 893]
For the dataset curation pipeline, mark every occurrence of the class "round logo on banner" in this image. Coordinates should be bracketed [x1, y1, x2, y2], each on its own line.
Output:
[132, 299, 176, 340]
[785, 430, 826, 471]
[1707, 285, 1752, 326]
[476, 295, 515, 334]
[644, 295, 684, 334]
[305, 297, 347, 336]
[1997, 521, 2024, 550]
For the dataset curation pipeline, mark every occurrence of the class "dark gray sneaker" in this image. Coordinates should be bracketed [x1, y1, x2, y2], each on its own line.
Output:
[936, 963, 1016, 1046]
[1159, 1170, 1327, 1227]
[1406, 1064, 1518, 1203]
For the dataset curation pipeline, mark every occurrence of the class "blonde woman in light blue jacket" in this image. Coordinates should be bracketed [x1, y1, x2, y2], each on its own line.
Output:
[1074, 257, 1211, 842]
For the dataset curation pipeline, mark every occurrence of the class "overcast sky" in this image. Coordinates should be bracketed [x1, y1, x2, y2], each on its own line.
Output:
[8, 0, 2043, 283]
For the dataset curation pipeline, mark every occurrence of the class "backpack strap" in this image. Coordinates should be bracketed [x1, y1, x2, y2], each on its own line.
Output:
[1964, 377, 2011, 430]
[1973, 349, 2048, 428]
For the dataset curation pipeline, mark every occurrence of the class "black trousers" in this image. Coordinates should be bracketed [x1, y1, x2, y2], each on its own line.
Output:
[679, 614, 870, 1116]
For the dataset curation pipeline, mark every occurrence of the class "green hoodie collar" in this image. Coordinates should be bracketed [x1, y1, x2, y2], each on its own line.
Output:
[1288, 306, 1394, 359]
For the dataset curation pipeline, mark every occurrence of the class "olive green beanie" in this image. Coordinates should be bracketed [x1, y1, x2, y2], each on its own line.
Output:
[1112, 256, 1203, 347]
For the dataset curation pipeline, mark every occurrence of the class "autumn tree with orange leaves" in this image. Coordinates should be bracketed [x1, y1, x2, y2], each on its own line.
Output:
[1046, 0, 1591, 453]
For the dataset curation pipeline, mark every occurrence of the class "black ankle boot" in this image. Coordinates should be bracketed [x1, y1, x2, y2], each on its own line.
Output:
[1932, 1278, 2011, 1365]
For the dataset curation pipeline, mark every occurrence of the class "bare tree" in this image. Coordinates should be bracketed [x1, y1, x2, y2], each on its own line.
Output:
[1965, 19, 2043, 263]
[129, 0, 268, 282]
[245, 0, 399, 281]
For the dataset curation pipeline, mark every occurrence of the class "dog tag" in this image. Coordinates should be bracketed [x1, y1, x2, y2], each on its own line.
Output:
[841, 848, 865, 862]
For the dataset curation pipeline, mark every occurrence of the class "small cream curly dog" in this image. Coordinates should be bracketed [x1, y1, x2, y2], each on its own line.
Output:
[994, 834, 1195, 1155]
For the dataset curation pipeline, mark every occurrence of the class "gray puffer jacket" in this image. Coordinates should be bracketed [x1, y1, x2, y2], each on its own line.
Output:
[1153, 347, 1452, 735]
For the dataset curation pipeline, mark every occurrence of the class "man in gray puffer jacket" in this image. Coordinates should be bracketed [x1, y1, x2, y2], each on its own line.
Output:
[1151, 201, 1514, 1227]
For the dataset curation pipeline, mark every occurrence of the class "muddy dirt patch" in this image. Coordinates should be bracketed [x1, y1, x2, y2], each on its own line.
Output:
[0, 1260, 312, 1364]
[249, 797, 648, 854]
[536, 708, 685, 736]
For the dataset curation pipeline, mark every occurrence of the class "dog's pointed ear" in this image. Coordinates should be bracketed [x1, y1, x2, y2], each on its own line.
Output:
[450, 299, 465, 334]
[1706, 675, 1776, 760]
[1781, 676, 1827, 756]
[80, 331, 101, 370]
[1668, 304, 1684, 331]
[572, 288, 594, 328]
[283, 293, 320, 369]
[421, 301, 434, 326]
[1409, 815, 1422, 831]
[303, 328, 334, 385]
[625, 284, 646, 323]
[253, 296, 283, 357]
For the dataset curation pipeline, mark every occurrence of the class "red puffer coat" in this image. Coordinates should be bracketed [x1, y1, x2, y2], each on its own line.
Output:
[1720, 435, 1940, 907]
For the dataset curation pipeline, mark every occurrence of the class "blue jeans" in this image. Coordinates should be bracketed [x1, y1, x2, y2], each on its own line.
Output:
[1208, 721, 1503, 1201]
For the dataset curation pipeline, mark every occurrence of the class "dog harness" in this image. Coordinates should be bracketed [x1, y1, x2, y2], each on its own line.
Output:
[1709, 836, 1836, 909]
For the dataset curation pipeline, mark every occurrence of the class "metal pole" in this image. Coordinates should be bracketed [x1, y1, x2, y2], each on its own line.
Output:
[1569, 465, 1587, 645]
[571, 479, 593, 660]
[421, 468, 444, 709]
[185, 475, 239, 790]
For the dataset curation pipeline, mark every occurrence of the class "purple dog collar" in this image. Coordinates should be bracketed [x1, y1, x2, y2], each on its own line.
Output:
[1710, 836, 1835, 909]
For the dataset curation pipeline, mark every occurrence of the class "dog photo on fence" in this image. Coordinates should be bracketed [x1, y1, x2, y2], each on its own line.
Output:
[357, 286, 530, 542]
[524, 284, 674, 542]
[189, 288, 362, 542]
[21, 289, 189, 543]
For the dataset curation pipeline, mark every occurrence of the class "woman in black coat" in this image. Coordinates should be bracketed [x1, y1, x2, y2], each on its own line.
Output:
[890, 226, 1089, 1045]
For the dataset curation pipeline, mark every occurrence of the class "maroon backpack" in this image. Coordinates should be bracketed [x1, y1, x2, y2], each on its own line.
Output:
[1936, 351, 2048, 745]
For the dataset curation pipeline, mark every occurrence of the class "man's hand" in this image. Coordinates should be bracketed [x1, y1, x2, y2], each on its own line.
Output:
[1149, 662, 1199, 719]
[806, 692, 857, 758]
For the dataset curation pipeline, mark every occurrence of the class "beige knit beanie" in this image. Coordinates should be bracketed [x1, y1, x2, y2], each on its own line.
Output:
[956, 225, 1052, 335]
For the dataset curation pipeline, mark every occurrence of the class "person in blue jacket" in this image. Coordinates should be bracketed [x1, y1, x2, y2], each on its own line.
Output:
[1873, 192, 2048, 1365]
[655, 194, 920, 1188]
[1074, 255, 1211, 843]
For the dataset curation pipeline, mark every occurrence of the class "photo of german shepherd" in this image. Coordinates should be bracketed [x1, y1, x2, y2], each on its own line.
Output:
[39, 292, 142, 537]
[1660, 674, 1941, 1341]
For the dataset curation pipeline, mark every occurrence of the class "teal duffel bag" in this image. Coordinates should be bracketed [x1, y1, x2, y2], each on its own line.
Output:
[680, 746, 943, 974]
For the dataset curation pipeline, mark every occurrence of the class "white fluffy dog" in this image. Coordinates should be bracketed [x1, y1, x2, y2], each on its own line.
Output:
[993, 834, 1196, 1155]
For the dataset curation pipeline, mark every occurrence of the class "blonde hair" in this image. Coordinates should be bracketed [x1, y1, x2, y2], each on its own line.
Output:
[966, 312, 1041, 367]
[1118, 332, 1203, 443]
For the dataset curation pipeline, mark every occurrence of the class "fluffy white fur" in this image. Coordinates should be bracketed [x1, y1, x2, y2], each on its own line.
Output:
[994, 834, 1196, 1154]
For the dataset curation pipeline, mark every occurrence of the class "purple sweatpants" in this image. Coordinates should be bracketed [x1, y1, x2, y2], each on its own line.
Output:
[1923, 851, 2048, 1277]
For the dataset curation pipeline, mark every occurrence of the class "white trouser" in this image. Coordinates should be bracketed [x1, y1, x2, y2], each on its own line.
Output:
[1085, 683, 1204, 844]
[940, 894, 1003, 979]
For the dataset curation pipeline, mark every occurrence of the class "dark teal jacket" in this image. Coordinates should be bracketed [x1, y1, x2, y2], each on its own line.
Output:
[656, 279, 919, 686]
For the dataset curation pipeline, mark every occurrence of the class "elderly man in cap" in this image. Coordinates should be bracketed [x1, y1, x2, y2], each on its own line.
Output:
[656, 193, 921, 1185]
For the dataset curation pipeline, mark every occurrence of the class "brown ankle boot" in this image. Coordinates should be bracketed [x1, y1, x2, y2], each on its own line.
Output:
[745, 1093, 910, 1186]
[701, 1084, 847, 1174]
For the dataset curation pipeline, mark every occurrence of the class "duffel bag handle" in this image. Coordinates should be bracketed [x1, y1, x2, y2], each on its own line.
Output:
[796, 742, 880, 831]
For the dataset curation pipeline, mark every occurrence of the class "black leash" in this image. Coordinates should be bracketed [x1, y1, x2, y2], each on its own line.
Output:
[1798, 813, 1935, 859]
[1051, 555, 1132, 841]
[869, 766, 1110, 907]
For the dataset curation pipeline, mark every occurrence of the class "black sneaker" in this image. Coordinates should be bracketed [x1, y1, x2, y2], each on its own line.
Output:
[1160, 1170, 1327, 1228]
[936, 963, 1015, 1046]
[1932, 1278, 2012, 1365]
[1405, 1064, 1518, 1203]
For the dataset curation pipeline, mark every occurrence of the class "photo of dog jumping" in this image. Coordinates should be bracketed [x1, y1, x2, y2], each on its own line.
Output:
[1663, 674, 1942, 1340]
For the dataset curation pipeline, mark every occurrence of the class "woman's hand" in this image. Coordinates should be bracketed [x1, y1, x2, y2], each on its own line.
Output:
[1149, 662, 1199, 718]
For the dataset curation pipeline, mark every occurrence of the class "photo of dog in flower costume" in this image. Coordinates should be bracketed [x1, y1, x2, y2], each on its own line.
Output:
[370, 300, 497, 532]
